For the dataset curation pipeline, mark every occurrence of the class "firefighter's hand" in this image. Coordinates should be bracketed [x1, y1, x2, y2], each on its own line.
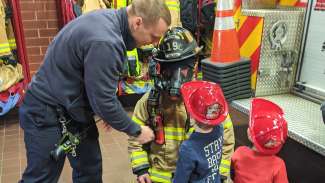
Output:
[137, 173, 152, 183]
[135, 126, 154, 144]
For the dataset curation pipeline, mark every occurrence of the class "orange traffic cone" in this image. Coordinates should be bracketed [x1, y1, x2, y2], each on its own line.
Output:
[210, 0, 240, 63]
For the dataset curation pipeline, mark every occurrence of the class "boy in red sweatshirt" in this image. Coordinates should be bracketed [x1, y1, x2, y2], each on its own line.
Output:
[231, 98, 289, 183]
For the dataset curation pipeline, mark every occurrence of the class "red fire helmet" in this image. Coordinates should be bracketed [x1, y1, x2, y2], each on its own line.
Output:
[249, 98, 288, 155]
[180, 80, 228, 126]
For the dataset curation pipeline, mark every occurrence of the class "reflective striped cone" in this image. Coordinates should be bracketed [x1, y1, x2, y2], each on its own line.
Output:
[210, 0, 240, 63]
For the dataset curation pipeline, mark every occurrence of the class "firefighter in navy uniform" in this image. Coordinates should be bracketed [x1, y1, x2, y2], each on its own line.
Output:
[18, 0, 171, 182]
[128, 26, 235, 183]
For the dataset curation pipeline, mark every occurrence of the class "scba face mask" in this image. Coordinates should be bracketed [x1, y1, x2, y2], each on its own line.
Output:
[149, 58, 195, 98]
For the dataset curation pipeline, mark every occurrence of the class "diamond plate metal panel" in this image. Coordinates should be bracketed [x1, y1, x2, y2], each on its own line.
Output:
[242, 8, 305, 96]
[231, 94, 325, 156]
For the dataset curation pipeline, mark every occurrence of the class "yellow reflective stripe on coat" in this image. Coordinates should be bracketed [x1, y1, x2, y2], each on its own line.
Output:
[149, 168, 172, 183]
[132, 116, 145, 126]
[8, 39, 16, 49]
[0, 43, 10, 54]
[164, 127, 186, 141]
[223, 115, 233, 129]
[112, 0, 127, 9]
[165, 1, 180, 11]
[196, 71, 203, 80]
[219, 159, 231, 174]
[126, 49, 141, 76]
[131, 151, 149, 168]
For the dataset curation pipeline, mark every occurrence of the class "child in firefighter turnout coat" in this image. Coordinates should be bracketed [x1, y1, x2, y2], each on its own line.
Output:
[173, 80, 229, 183]
[128, 27, 235, 183]
[231, 98, 289, 183]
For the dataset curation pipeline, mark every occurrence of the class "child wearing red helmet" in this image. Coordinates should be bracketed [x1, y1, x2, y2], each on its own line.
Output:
[173, 80, 230, 183]
[231, 98, 289, 183]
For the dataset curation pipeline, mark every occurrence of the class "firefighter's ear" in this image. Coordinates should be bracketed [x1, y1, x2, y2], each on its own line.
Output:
[133, 17, 143, 30]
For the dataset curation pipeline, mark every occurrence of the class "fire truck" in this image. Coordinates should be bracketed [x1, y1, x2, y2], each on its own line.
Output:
[226, 0, 325, 182]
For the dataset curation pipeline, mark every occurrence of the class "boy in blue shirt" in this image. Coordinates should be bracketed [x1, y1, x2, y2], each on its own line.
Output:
[173, 80, 230, 183]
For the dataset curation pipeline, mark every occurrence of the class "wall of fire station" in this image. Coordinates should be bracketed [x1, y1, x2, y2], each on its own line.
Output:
[20, 0, 59, 76]
[17, 0, 309, 77]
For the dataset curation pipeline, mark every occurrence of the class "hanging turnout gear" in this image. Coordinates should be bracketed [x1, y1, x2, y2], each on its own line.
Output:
[180, 0, 216, 35]
[181, 80, 229, 126]
[249, 98, 288, 155]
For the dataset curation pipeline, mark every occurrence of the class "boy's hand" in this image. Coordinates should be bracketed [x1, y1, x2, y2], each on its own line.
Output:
[137, 173, 152, 183]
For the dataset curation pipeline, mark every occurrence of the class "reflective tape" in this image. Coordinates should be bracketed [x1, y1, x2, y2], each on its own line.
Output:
[216, 0, 233, 11]
[214, 17, 235, 30]
[220, 159, 231, 174]
[223, 115, 233, 129]
[149, 168, 172, 183]
[132, 116, 145, 126]
[131, 151, 149, 169]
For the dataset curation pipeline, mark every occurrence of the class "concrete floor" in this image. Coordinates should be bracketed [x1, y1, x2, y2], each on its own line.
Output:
[0, 108, 137, 183]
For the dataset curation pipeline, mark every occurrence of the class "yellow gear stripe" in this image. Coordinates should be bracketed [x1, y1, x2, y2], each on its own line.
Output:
[219, 159, 231, 174]
[221, 159, 231, 166]
[165, 1, 180, 11]
[8, 39, 16, 49]
[164, 131, 184, 136]
[0, 43, 10, 48]
[113, 0, 127, 8]
[197, 72, 203, 80]
[126, 48, 141, 76]
[149, 168, 172, 183]
[223, 115, 233, 129]
[164, 127, 184, 133]
[132, 158, 149, 165]
[132, 116, 145, 126]
[165, 1, 179, 6]
[165, 127, 186, 141]
[131, 151, 149, 167]
[165, 135, 184, 141]
[0, 48, 11, 54]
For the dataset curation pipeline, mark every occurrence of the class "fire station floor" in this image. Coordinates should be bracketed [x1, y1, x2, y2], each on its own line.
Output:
[0, 108, 137, 183]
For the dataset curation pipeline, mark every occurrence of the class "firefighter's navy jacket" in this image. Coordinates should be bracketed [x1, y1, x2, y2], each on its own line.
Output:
[26, 8, 141, 136]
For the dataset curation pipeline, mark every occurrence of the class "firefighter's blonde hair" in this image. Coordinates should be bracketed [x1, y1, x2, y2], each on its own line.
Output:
[130, 0, 171, 27]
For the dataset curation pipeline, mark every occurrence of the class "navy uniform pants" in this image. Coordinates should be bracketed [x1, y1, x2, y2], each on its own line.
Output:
[19, 92, 102, 183]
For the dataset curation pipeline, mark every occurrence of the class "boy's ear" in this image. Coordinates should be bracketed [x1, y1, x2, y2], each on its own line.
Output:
[247, 128, 252, 142]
